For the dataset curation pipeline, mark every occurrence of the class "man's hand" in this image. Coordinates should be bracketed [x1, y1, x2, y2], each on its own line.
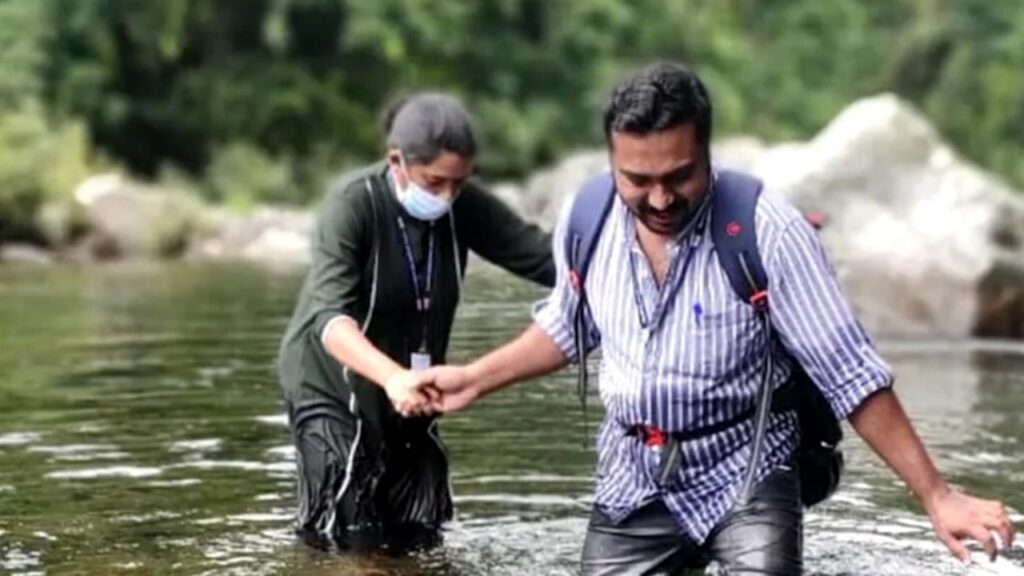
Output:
[925, 489, 1016, 564]
[383, 369, 439, 418]
[420, 365, 481, 413]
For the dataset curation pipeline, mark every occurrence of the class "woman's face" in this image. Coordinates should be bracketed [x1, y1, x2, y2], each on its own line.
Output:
[388, 149, 475, 203]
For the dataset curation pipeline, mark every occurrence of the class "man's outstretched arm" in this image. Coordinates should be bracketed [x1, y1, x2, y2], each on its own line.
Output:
[422, 196, 588, 412]
[849, 388, 1015, 564]
[425, 323, 569, 412]
[768, 213, 1015, 565]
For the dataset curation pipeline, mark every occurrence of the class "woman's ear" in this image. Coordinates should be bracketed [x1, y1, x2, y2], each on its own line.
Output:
[386, 148, 402, 169]
[386, 150, 406, 187]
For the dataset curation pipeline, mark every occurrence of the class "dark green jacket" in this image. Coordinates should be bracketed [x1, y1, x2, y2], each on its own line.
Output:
[278, 161, 554, 438]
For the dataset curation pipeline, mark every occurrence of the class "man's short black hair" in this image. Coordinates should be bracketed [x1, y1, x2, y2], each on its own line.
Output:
[603, 62, 713, 150]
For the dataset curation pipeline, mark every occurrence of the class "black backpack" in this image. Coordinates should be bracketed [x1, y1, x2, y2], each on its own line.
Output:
[565, 169, 842, 507]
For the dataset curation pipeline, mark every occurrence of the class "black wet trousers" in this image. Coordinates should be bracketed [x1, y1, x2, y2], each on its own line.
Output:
[287, 395, 452, 552]
[581, 467, 803, 575]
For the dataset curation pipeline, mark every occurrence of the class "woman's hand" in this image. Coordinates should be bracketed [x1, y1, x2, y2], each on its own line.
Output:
[384, 369, 440, 417]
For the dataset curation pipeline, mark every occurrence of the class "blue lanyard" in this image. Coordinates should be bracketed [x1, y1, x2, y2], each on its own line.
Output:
[627, 231, 702, 332]
[397, 217, 435, 347]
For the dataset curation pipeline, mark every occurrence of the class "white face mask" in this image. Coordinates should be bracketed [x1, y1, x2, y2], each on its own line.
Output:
[396, 156, 451, 221]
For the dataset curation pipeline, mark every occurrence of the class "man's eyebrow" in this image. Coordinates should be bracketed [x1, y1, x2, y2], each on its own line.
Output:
[619, 160, 697, 180]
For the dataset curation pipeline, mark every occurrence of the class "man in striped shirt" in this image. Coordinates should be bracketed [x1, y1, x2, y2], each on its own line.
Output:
[415, 62, 1014, 574]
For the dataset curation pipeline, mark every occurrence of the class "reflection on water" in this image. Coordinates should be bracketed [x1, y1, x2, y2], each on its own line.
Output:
[0, 262, 1022, 575]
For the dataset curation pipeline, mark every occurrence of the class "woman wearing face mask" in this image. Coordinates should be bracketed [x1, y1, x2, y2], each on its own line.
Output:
[277, 92, 554, 549]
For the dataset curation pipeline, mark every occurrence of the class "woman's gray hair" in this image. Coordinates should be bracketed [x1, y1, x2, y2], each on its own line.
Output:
[383, 92, 478, 164]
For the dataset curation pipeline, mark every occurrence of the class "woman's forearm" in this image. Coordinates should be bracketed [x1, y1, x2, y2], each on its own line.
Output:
[322, 316, 404, 388]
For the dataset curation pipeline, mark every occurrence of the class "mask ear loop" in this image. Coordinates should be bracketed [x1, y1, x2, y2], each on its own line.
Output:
[395, 153, 411, 192]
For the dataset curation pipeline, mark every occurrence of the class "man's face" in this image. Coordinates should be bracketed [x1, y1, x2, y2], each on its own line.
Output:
[610, 122, 710, 237]
[388, 149, 474, 202]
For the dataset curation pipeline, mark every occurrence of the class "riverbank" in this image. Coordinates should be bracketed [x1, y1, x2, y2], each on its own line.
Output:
[4, 94, 1024, 340]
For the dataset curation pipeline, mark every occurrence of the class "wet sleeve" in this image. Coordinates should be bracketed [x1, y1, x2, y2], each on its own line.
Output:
[455, 184, 555, 287]
[308, 184, 371, 342]
[767, 216, 894, 420]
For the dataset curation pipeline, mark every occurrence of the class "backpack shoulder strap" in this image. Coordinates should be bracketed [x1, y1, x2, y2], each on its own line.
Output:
[713, 170, 777, 505]
[710, 170, 768, 310]
[566, 172, 616, 292]
[711, 171, 846, 508]
[565, 172, 615, 438]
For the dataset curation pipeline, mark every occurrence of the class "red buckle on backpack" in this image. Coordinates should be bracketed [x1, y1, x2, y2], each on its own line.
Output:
[750, 290, 769, 311]
[569, 269, 582, 292]
[638, 425, 667, 447]
[806, 210, 827, 230]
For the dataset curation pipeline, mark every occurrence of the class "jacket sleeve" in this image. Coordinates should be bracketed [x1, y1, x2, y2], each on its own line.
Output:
[308, 180, 372, 342]
[453, 184, 555, 287]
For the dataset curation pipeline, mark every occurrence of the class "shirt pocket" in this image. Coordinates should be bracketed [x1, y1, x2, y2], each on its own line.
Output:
[688, 302, 760, 380]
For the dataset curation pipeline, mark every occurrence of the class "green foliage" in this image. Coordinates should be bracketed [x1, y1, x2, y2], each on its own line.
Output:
[202, 142, 328, 209]
[887, 0, 1024, 186]
[2, 0, 1024, 242]
[0, 103, 96, 243]
[42, 0, 1024, 192]
[204, 143, 296, 209]
[0, 0, 97, 244]
[0, 0, 49, 107]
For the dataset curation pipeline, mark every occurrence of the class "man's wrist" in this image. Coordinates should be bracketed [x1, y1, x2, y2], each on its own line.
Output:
[920, 480, 952, 511]
[465, 362, 490, 397]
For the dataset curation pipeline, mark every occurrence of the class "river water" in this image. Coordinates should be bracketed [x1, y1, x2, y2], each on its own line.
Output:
[0, 262, 1022, 575]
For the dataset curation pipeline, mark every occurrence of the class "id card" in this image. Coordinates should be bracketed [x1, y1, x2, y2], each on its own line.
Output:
[410, 352, 432, 371]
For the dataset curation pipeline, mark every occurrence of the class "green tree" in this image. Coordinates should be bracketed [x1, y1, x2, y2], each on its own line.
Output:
[0, 0, 49, 107]
[21, 0, 1024, 210]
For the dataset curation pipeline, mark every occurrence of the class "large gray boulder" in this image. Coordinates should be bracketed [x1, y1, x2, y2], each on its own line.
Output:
[187, 206, 314, 268]
[747, 94, 1024, 339]
[712, 136, 767, 173]
[73, 174, 203, 259]
[0, 243, 52, 265]
[521, 151, 609, 230]
[489, 182, 527, 217]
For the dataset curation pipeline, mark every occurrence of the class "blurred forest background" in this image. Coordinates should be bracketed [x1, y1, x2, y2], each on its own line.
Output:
[2, 0, 1023, 243]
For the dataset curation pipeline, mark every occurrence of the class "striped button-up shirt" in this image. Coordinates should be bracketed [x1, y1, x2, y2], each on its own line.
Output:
[533, 176, 893, 542]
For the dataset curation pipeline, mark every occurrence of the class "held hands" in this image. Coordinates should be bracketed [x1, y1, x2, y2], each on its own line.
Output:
[384, 365, 481, 418]
[383, 369, 439, 418]
[421, 365, 480, 413]
[925, 488, 1016, 564]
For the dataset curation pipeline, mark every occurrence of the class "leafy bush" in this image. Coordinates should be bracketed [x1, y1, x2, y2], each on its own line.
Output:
[0, 103, 97, 243]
